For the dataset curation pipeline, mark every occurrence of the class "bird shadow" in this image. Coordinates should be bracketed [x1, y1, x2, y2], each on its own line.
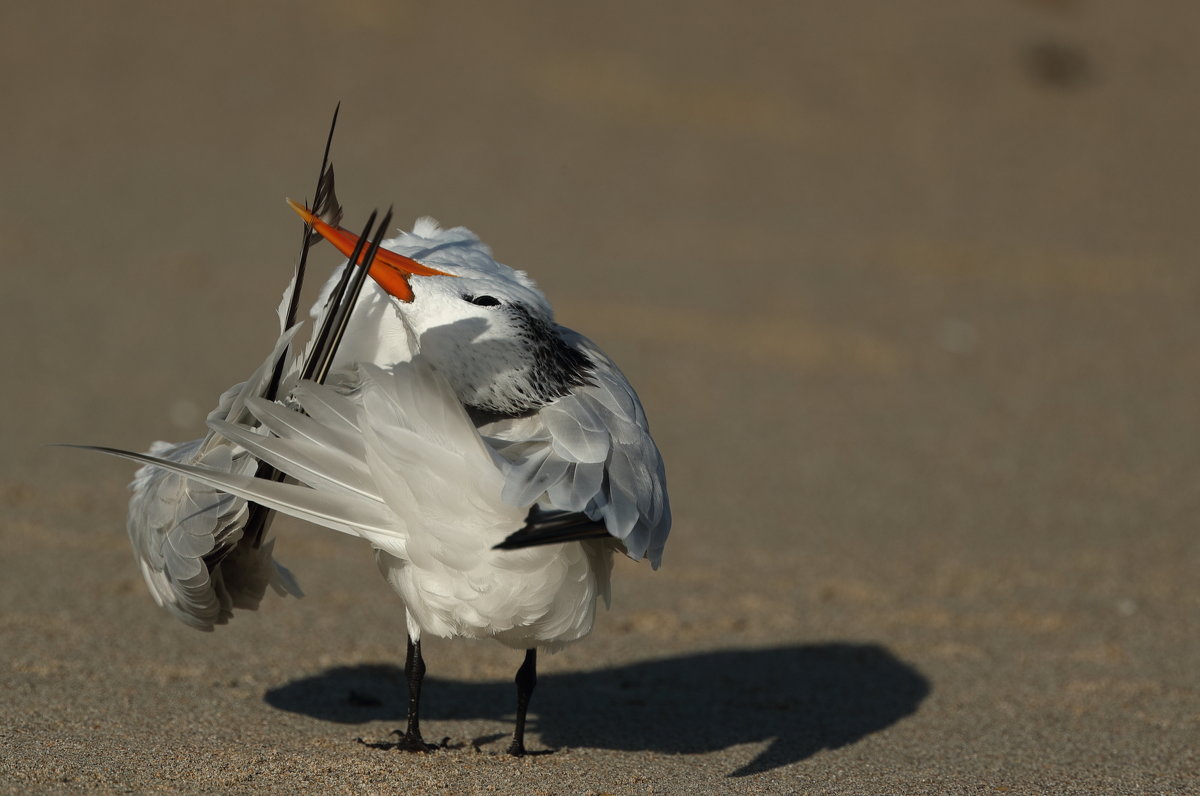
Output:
[264, 643, 929, 776]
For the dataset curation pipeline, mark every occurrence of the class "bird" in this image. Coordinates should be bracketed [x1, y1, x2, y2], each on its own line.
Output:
[80, 188, 672, 755]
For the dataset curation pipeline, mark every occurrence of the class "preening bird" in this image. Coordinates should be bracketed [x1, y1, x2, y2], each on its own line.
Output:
[82, 191, 671, 755]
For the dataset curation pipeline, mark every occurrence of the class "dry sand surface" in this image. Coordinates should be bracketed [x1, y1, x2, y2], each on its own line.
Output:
[2, 2, 1198, 793]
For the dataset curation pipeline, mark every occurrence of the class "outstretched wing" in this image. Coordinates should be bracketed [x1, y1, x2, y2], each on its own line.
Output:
[83, 358, 525, 563]
[104, 200, 406, 630]
[126, 438, 301, 630]
[484, 329, 671, 567]
[122, 327, 306, 630]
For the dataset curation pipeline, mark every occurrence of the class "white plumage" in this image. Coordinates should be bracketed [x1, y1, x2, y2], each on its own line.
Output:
[308, 216, 670, 568]
[84, 209, 670, 754]
[223, 360, 613, 649]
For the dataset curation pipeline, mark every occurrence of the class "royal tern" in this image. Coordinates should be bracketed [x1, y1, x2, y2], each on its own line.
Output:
[79, 173, 671, 756]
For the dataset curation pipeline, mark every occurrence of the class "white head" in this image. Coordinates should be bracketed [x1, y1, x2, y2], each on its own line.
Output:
[295, 206, 593, 416]
[390, 218, 593, 416]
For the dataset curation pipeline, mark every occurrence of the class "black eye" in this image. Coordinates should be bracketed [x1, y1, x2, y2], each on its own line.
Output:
[466, 294, 501, 307]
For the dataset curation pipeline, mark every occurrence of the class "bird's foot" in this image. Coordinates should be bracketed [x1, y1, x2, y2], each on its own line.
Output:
[505, 740, 553, 757]
[390, 729, 441, 753]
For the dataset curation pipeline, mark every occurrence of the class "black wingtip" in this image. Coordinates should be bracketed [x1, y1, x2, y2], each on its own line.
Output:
[251, 104, 345, 546]
[493, 509, 612, 551]
[493, 525, 613, 550]
[270, 106, 344, 402]
[317, 206, 393, 383]
[302, 208, 376, 383]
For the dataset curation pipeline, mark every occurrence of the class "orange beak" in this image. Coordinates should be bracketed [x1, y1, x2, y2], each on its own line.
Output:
[287, 198, 454, 301]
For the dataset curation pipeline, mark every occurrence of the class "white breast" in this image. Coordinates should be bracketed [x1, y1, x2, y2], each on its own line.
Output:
[347, 359, 614, 649]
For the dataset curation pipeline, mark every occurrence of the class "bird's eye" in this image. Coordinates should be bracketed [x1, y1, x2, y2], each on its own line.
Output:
[466, 295, 501, 307]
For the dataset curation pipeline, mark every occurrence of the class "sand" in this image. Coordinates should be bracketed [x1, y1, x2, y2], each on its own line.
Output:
[2, 2, 1198, 793]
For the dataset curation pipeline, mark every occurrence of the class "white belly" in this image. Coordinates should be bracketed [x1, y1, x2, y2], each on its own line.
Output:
[375, 538, 612, 650]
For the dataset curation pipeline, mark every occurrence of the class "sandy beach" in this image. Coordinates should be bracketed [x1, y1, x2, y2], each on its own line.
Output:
[2, 2, 1198, 793]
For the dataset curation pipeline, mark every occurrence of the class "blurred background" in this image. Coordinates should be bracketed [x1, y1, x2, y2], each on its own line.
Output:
[2, 1, 1197, 792]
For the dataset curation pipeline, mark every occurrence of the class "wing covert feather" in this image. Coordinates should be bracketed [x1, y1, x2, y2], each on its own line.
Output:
[484, 329, 671, 567]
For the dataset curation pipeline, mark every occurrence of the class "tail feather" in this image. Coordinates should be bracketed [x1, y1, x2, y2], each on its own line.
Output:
[290, 380, 362, 437]
[67, 445, 404, 552]
[244, 395, 365, 458]
[207, 418, 376, 502]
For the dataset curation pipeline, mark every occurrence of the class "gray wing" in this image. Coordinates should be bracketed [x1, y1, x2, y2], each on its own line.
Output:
[482, 329, 671, 567]
[126, 332, 304, 631]
[127, 438, 298, 630]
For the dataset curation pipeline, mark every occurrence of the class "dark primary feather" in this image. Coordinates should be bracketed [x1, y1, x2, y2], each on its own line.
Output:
[494, 507, 611, 550]
[274, 103, 342, 380]
[302, 209, 377, 381]
[316, 207, 393, 384]
[221, 205, 388, 559]
[246, 105, 342, 550]
[244, 206, 388, 562]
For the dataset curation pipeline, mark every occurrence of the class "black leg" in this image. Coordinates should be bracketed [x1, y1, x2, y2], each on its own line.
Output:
[507, 648, 538, 756]
[392, 636, 438, 751]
